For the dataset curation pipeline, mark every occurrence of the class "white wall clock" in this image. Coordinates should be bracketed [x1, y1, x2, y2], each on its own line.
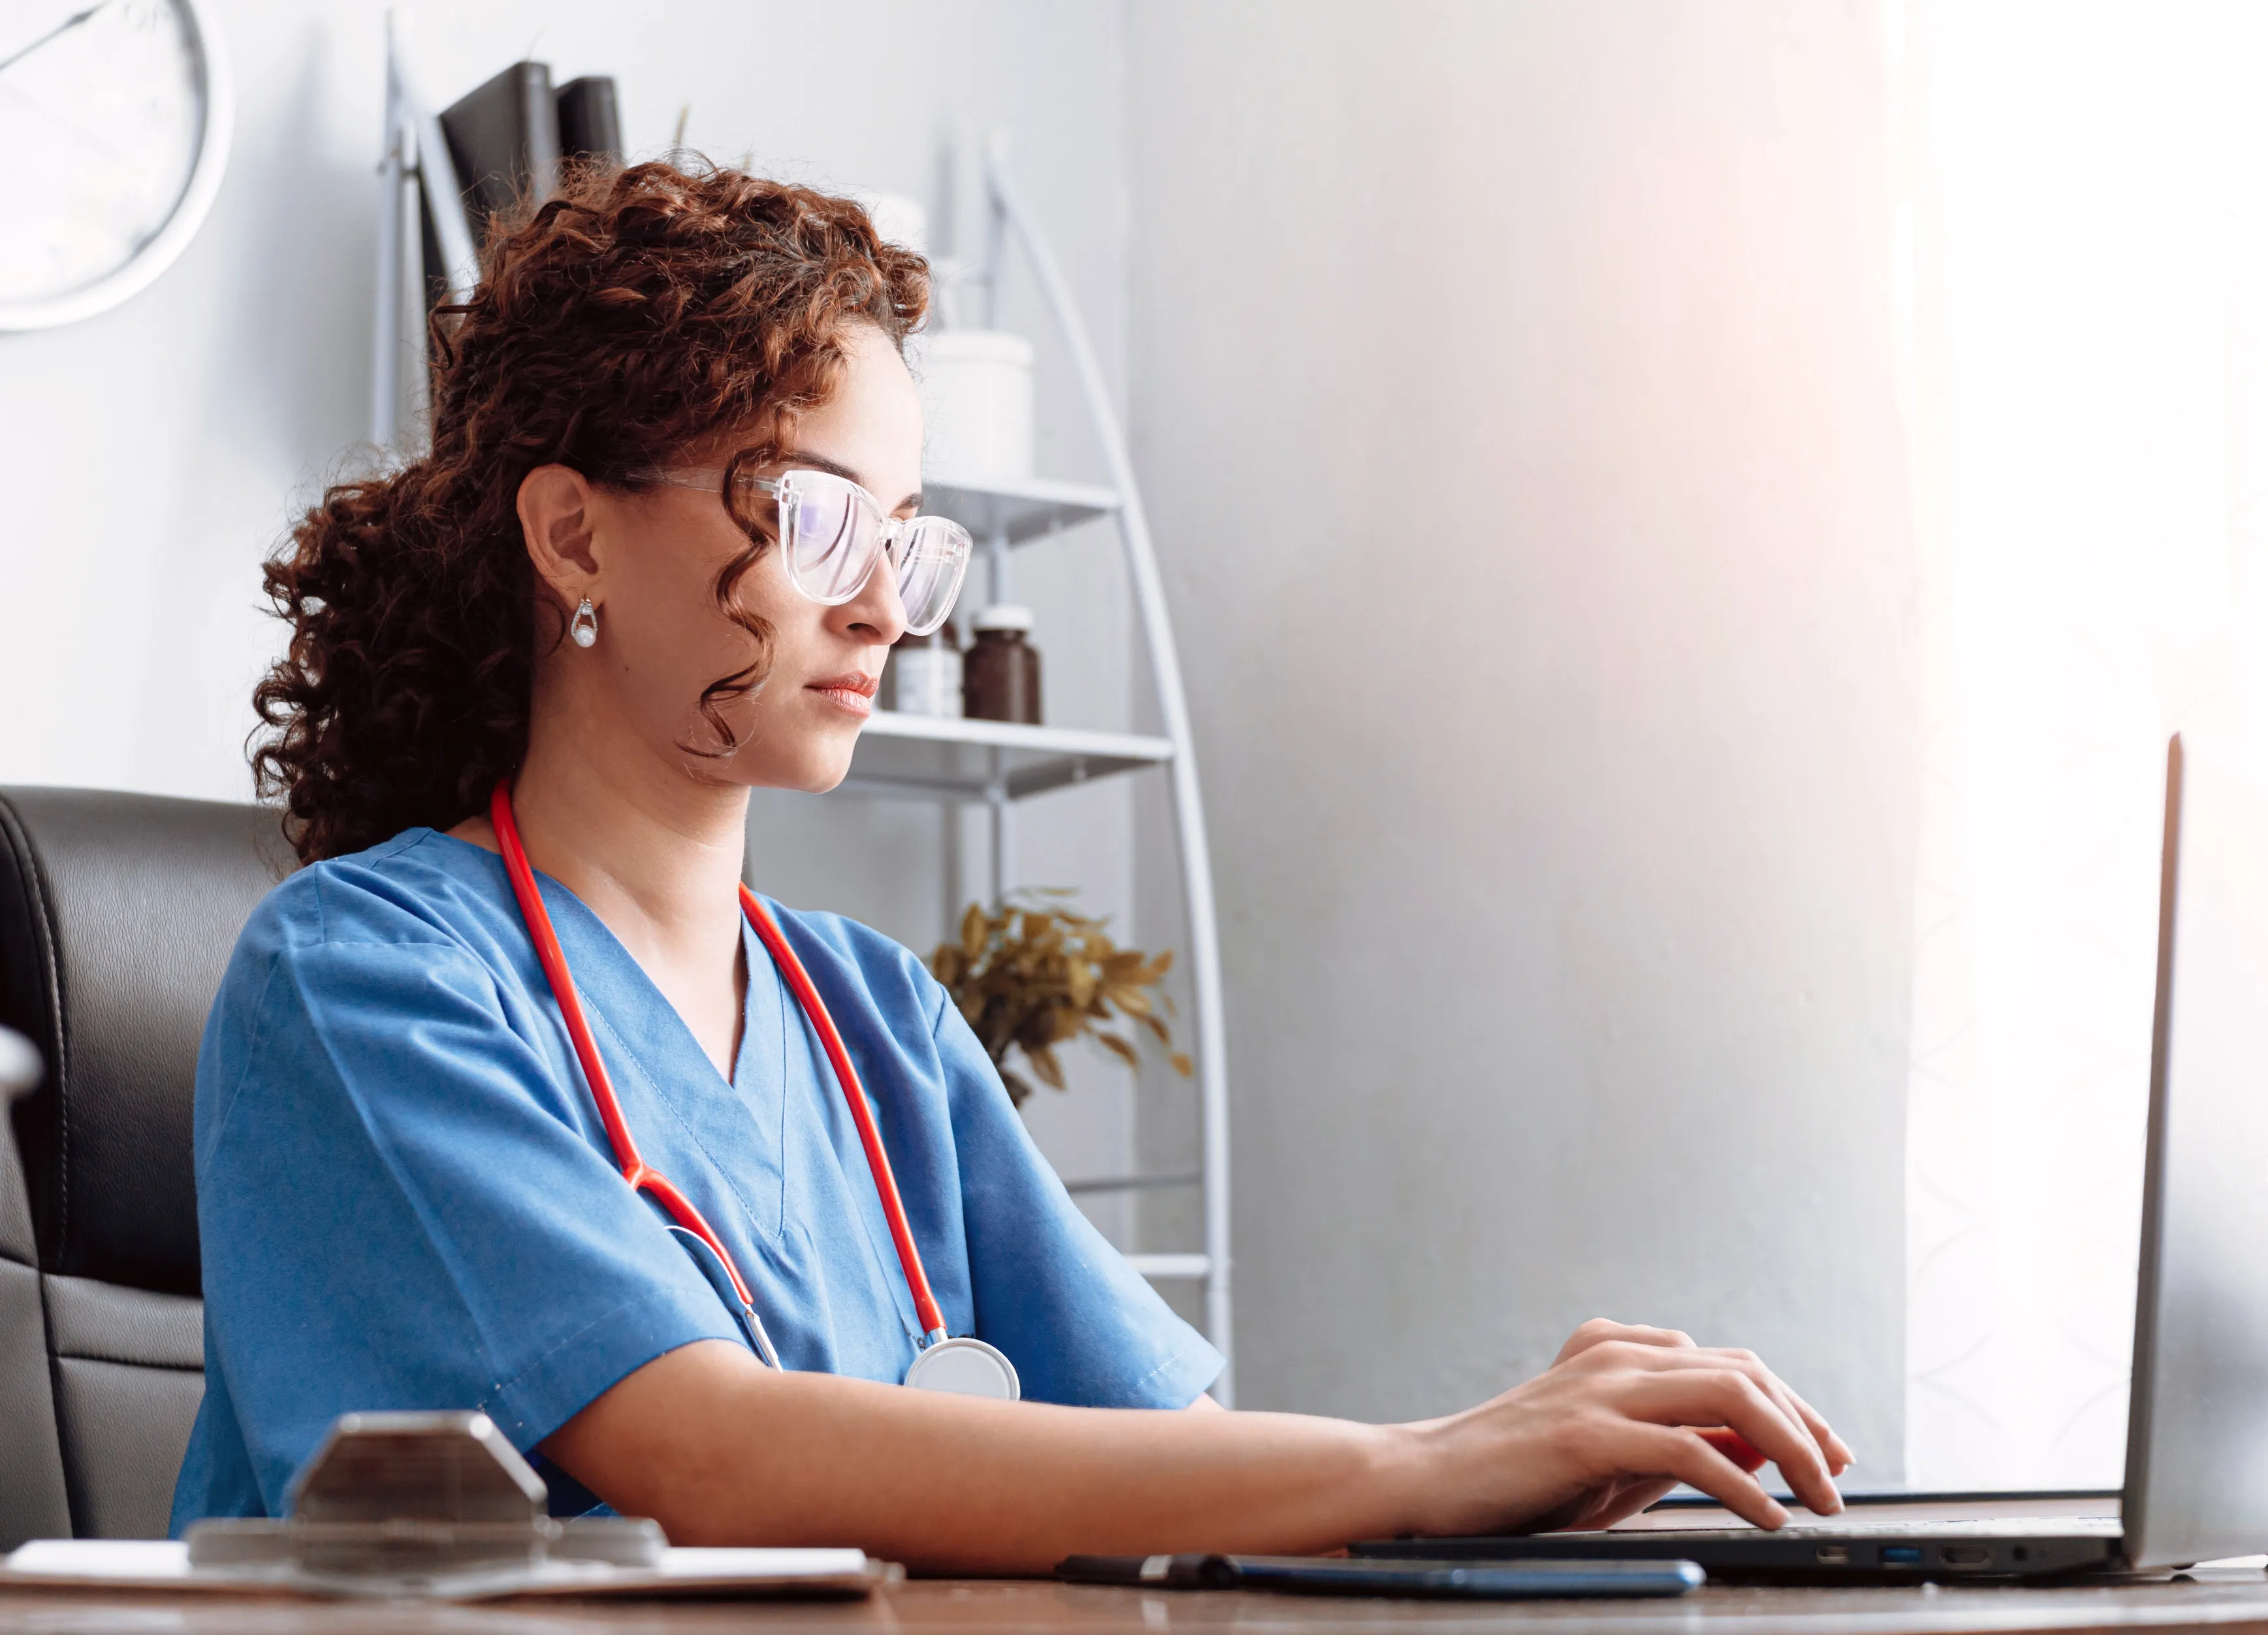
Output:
[0, 0, 233, 331]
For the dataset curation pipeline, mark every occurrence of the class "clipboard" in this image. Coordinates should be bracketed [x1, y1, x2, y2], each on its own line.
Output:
[2, 1538, 891, 1602]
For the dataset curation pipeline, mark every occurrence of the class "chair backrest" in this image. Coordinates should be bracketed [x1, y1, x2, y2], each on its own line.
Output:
[0, 788, 289, 1545]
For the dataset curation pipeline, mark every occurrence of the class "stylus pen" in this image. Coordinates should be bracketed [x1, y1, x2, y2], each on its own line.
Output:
[1059, 1554, 1241, 1589]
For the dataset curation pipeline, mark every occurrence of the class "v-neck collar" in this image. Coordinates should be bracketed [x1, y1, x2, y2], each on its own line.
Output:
[424, 829, 767, 1095]
[423, 830, 918, 1336]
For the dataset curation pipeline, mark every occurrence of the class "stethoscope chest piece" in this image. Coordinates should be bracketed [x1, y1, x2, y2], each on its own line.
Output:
[904, 1335, 1020, 1400]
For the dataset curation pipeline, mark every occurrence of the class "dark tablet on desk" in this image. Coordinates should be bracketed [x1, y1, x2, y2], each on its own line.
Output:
[1057, 1553, 1703, 1598]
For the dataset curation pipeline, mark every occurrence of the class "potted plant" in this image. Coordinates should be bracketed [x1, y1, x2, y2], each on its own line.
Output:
[929, 892, 1191, 1107]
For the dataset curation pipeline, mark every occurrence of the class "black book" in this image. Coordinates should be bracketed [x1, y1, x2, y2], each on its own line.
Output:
[555, 76, 622, 167]
[439, 61, 561, 231]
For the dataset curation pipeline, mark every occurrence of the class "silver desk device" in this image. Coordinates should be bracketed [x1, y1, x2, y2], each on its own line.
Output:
[187, 1412, 661, 1595]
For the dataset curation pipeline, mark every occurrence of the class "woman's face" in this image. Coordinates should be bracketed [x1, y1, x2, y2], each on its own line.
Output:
[534, 321, 923, 794]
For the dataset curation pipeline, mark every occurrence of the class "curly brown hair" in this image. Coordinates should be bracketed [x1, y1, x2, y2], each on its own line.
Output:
[251, 161, 928, 864]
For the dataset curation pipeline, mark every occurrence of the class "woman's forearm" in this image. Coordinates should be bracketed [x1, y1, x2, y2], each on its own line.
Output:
[545, 1340, 1420, 1572]
[543, 1324, 1850, 1574]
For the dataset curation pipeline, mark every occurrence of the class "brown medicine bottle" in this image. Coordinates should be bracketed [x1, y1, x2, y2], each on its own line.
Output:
[963, 604, 1042, 724]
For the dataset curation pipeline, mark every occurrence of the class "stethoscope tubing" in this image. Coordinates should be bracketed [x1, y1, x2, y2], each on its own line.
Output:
[488, 783, 951, 1355]
[734, 878, 950, 1343]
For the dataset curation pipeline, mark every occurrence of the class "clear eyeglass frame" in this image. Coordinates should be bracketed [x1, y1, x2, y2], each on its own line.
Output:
[633, 464, 972, 638]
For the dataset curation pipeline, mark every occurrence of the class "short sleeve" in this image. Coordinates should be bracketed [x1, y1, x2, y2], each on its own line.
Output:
[932, 994, 1224, 1409]
[177, 927, 743, 1523]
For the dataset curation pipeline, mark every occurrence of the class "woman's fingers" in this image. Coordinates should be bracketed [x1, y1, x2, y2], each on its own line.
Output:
[1687, 1348, 1848, 1483]
[1698, 1427, 1767, 1472]
[1563, 1474, 1683, 1532]
[1615, 1367, 1841, 1517]
[1705, 1352, 1859, 1478]
[1554, 1319, 1697, 1367]
[1616, 1422, 1790, 1530]
[1533, 1329, 1853, 1521]
[1439, 1331, 1851, 1541]
[1580, 1340, 1849, 1504]
[1775, 1380, 1856, 1475]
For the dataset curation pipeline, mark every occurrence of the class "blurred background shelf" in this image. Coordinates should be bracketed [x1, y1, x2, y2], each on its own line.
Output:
[925, 472, 1119, 545]
[841, 712, 1174, 803]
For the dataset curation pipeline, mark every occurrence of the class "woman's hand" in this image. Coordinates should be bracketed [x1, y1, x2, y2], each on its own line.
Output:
[1396, 1318, 1853, 1539]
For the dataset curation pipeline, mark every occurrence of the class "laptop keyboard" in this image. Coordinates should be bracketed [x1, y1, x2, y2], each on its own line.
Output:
[1623, 1516, 2122, 1540]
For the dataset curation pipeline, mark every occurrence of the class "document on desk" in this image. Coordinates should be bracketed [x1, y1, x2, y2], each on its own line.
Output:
[1, 1538, 893, 1601]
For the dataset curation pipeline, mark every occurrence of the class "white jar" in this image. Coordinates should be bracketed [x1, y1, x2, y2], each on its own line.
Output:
[914, 329, 1034, 481]
[848, 189, 927, 254]
[891, 639, 963, 719]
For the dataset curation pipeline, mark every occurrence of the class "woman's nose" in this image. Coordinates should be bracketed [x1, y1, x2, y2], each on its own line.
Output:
[837, 556, 908, 647]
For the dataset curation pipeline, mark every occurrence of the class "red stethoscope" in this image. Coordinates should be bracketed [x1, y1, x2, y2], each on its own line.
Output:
[490, 783, 1019, 1400]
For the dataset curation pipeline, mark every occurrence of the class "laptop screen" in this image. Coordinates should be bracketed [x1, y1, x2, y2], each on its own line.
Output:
[2122, 736, 2268, 1569]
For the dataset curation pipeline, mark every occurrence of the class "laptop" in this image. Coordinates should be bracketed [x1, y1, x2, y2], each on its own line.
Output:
[1358, 734, 2268, 1581]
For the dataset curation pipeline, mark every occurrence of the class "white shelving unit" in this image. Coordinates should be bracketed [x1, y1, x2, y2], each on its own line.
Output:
[367, 63, 1233, 1398]
[846, 713, 1173, 801]
[850, 146, 1233, 1401]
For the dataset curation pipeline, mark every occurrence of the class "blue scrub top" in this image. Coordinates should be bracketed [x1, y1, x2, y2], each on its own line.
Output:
[170, 828, 1220, 1532]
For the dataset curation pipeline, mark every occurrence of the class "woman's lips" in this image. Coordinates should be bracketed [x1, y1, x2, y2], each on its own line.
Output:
[807, 672, 878, 718]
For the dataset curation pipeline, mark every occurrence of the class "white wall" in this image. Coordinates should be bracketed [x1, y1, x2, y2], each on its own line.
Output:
[1125, 1, 1919, 1470]
[0, 0, 1144, 1228]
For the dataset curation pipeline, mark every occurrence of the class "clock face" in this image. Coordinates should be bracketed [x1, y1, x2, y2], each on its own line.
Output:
[0, 0, 229, 327]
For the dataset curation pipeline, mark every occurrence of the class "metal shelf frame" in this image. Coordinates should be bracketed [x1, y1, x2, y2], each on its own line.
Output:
[370, 21, 477, 449]
[931, 144, 1234, 1402]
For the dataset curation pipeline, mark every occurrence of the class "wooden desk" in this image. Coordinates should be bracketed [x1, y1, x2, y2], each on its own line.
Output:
[8, 1572, 2268, 1633]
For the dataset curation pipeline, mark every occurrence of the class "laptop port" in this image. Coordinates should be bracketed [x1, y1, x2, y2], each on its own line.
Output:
[1941, 1546, 1992, 1568]
[1882, 1546, 1923, 1566]
[1815, 1545, 1850, 1564]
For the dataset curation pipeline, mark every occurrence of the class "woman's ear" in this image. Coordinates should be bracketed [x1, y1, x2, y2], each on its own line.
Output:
[517, 465, 602, 604]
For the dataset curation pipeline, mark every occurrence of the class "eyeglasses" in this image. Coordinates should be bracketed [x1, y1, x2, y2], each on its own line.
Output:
[636, 466, 972, 637]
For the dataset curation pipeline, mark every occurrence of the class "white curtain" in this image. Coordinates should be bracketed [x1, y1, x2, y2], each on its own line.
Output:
[1898, 1, 2268, 1487]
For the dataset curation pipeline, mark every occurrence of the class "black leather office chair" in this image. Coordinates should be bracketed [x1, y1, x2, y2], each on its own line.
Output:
[0, 788, 290, 1546]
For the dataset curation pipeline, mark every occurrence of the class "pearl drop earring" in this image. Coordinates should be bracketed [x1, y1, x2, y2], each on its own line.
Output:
[569, 597, 598, 649]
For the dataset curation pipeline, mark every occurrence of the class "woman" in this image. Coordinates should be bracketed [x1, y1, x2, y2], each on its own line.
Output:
[173, 163, 1849, 1570]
